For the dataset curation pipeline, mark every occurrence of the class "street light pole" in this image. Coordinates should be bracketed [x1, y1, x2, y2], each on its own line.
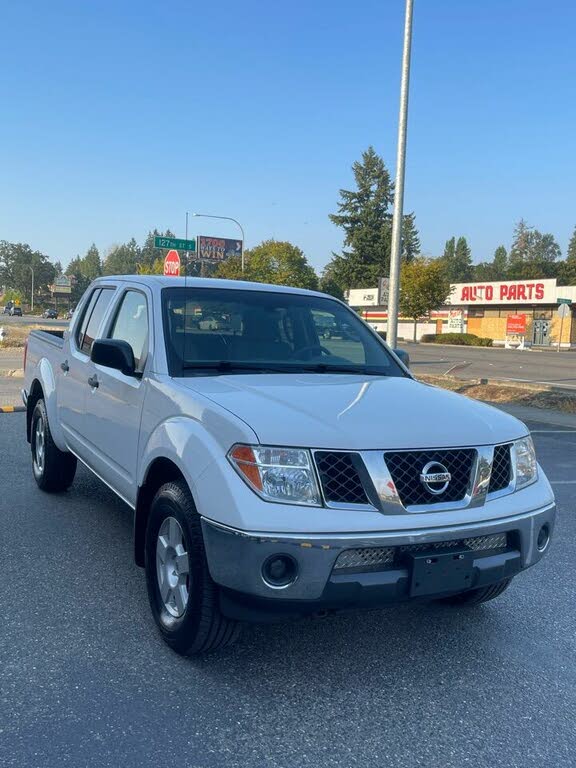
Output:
[28, 265, 35, 313]
[191, 213, 246, 272]
[387, 0, 414, 349]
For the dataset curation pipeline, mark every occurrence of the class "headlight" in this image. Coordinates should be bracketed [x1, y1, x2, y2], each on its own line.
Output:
[514, 436, 538, 490]
[228, 445, 321, 506]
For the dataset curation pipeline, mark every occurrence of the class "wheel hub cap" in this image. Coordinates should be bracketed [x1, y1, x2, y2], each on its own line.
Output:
[156, 517, 190, 618]
[34, 416, 45, 474]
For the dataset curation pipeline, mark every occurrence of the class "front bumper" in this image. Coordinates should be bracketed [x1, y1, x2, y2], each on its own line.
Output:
[201, 502, 555, 621]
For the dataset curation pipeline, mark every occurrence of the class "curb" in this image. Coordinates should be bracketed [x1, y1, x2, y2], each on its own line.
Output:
[0, 405, 25, 413]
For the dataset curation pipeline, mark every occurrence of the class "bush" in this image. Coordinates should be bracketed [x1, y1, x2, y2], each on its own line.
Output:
[420, 332, 493, 347]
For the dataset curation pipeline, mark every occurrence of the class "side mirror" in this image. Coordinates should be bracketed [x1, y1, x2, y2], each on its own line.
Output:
[91, 339, 137, 377]
[394, 348, 410, 368]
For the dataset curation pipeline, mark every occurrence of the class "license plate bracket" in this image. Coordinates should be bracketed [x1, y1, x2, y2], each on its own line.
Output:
[409, 550, 475, 597]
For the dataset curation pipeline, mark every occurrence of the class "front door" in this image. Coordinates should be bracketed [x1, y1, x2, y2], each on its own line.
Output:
[81, 288, 151, 505]
[58, 287, 116, 456]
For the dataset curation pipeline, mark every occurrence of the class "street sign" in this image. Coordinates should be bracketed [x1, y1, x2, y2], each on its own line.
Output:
[557, 303, 570, 319]
[506, 314, 527, 335]
[155, 236, 196, 252]
[198, 236, 242, 263]
[557, 298, 572, 305]
[163, 250, 181, 277]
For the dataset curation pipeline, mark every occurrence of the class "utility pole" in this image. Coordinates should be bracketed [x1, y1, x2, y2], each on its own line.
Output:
[387, 0, 414, 349]
[29, 265, 35, 313]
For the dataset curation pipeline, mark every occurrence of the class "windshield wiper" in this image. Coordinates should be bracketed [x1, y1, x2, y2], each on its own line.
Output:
[181, 361, 293, 373]
[297, 363, 388, 375]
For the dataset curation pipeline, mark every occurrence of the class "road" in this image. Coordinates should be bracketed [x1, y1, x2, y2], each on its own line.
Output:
[0, 314, 68, 328]
[1, 412, 575, 767]
[401, 342, 576, 389]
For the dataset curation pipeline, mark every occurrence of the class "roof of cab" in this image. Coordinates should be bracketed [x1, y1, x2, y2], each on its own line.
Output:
[93, 275, 330, 298]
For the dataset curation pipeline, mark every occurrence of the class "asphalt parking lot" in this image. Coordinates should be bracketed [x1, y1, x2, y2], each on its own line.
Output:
[402, 342, 576, 390]
[1, 412, 575, 768]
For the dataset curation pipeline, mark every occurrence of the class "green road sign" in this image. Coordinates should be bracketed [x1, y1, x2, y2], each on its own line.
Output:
[154, 236, 196, 252]
[557, 298, 572, 305]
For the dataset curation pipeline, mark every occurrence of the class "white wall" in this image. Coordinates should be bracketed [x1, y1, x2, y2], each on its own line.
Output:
[366, 321, 437, 341]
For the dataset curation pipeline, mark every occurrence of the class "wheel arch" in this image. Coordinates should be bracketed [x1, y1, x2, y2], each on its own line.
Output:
[26, 379, 44, 442]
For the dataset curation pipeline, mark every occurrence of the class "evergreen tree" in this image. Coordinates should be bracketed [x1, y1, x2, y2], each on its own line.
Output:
[508, 220, 561, 279]
[402, 213, 421, 262]
[508, 219, 532, 275]
[492, 245, 508, 279]
[441, 236, 472, 282]
[81, 243, 102, 280]
[325, 147, 420, 290]
[558, 226, 576, 285]
[103, 238, 140, 275]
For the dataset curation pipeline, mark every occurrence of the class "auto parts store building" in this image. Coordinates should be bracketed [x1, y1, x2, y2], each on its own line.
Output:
[350, 278, 576, 348]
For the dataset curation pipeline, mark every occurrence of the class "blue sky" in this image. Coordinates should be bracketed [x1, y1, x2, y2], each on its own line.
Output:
[1, 0, 575, 272]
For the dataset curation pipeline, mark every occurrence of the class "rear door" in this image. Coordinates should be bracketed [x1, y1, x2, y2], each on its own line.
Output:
[81, 286, 151, 505]
[58, 286, 116, 456]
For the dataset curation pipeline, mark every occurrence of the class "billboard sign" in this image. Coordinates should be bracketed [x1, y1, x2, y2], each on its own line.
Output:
[506, 314, 527, 335]
[51, 275, 72, 295]
[448, 279, 556, 305]
[197, 236, 242, 263]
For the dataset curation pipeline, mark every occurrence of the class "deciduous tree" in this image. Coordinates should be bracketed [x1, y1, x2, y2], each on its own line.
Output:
[399, 258, 452, 341]
[216, 240, 318, 290]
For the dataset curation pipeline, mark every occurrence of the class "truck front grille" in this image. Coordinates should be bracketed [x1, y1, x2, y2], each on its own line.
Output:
[333, 533, 508, 572]
[488, 444, 512, 492]
[314, 451, 369, 505]
[384, 449, 476, 507]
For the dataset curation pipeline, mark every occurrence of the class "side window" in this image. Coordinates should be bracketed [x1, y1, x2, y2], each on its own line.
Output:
[109, 290, 149, 372]
[75, 289, 100, 349]
[80, 289, 114, 356]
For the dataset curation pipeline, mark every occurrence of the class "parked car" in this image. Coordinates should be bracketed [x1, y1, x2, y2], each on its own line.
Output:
[2, 305, 11, 315]
[23, 276, 555, 655]
[42, 309, 58, 319]
[10, 306, 22, 316]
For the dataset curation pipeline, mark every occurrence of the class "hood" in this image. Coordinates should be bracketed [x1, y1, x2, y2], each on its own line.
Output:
[175, 374, 528, 450]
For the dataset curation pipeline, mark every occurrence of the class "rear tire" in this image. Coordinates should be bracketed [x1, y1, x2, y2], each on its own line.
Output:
[145, 480, 241, 655]
[439, 577, 513, 606]
[31, 399, 77, 492]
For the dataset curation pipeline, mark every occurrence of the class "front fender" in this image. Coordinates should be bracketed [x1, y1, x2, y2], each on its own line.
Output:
[138, 415, 258, 502]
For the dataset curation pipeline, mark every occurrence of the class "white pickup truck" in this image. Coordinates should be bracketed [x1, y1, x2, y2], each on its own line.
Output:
[23, 276, 555, 655]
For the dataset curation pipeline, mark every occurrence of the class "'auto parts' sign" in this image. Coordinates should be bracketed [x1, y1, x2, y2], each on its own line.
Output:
[448, 279, 556, 305]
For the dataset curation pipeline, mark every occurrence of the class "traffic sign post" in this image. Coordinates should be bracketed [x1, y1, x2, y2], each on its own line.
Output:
[163, 250, 181, 277]
[155, 236, 196, 252]
[557, 302, 571, 352]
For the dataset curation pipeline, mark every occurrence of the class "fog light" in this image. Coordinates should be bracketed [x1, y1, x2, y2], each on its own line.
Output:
[537, 524, 550, 552]
[262, 554, 298, 588]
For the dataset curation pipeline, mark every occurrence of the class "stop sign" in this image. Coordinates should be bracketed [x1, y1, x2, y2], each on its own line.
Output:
[163, 249, 181, 276]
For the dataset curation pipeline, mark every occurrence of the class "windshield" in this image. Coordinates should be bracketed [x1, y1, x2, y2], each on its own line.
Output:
[162, 287, 405, 377]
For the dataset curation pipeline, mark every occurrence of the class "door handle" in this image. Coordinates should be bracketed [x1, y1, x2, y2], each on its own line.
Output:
[60, 360, 69, 373]
[87, 374, 99, 389]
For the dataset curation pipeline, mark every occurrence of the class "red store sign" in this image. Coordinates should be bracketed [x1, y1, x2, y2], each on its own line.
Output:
[449, 278, 556, 305]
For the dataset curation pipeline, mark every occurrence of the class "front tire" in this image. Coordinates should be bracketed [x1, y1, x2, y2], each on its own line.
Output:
[145, 480, 241, 655]
[438, 577, 513, 606]
[31, 399, 77, 492]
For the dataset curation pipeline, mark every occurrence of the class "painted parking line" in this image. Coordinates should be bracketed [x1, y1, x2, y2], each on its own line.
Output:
[0, 405, 25, 413]
[550, 480, 576, 484]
